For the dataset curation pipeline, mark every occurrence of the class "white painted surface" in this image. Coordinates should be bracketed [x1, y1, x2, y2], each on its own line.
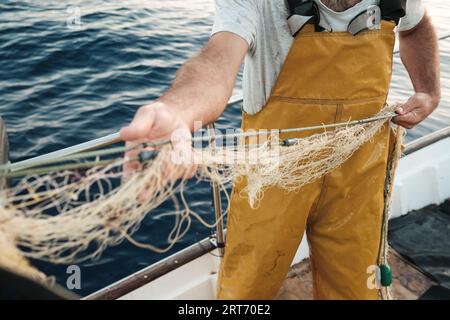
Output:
[391, 137, 450, 218]
[120, 249, 220, 300]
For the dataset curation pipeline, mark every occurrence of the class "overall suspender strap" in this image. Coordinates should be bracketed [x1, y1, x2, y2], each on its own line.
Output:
[286, 0, 322, 36]
[379, 0, 407, 24]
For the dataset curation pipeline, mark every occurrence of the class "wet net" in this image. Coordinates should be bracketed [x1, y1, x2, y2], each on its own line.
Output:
[0, 104, 399, 284]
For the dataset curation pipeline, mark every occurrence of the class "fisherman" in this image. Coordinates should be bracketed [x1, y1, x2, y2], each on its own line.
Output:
[120, 0, 440, 299]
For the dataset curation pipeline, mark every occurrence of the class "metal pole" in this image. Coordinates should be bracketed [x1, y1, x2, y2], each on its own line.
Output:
[9, 132, 121, 172]
[6, 97, 245, 173]
[207, 123, 225, 257]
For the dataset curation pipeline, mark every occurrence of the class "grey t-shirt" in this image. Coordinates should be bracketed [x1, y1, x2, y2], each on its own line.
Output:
[211, 0, 425, 114]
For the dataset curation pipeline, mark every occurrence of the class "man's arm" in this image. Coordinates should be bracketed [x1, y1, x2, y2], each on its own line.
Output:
[120, 32, 247, 176]
[120, 32, 248, 142]
[393, 12, 441, 129]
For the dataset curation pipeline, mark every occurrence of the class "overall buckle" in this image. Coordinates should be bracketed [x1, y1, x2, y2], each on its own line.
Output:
[347, 5, 381, 36]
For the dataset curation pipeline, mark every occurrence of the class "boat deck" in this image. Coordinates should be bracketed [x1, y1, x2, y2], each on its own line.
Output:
[277, 249, 437, 300]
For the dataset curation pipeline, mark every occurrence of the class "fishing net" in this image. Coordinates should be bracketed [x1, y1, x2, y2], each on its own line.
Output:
[0, 104, 397, 282]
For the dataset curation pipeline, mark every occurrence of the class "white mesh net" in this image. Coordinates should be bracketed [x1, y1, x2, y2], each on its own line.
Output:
[0, 105, 396, 281]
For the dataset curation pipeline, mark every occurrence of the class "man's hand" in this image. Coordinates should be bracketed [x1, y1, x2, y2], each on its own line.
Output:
[120, 102, 195, 179]
[393, 93, 439, 129]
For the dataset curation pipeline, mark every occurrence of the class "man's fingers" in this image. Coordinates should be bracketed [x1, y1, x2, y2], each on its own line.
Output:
[392, 108, 421, 129]
[395, 97, 416, 116]
[123, 159, 142, 180]
[170, 127, 193, 166]
[392, 118, 415, 129]
[122, 143, 143, 179]
[183, 164, 198, 179]
[393, 96, 424, 129]
[120, 107, 156, 141]
[119, 126, 138, 141]
[394, 109, 418, 122]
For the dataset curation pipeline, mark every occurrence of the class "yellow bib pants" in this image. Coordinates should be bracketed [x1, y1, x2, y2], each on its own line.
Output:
[217, 21, 396, 300]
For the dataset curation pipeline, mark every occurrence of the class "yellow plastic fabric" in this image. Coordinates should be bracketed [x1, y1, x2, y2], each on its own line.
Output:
[216, 21, 397, 300]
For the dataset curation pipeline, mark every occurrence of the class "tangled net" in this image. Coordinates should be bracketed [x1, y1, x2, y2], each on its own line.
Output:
[0, 105, 396, 282]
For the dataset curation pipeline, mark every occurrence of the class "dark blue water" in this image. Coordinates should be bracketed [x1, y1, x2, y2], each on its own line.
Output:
[0, 0, 448, 296]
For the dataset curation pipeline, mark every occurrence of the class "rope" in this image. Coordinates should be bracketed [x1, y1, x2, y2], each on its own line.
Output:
[378, 125, 404, 300]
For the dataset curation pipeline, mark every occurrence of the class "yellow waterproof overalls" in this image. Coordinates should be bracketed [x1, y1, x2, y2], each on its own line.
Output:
[216, 19, 397, 300]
